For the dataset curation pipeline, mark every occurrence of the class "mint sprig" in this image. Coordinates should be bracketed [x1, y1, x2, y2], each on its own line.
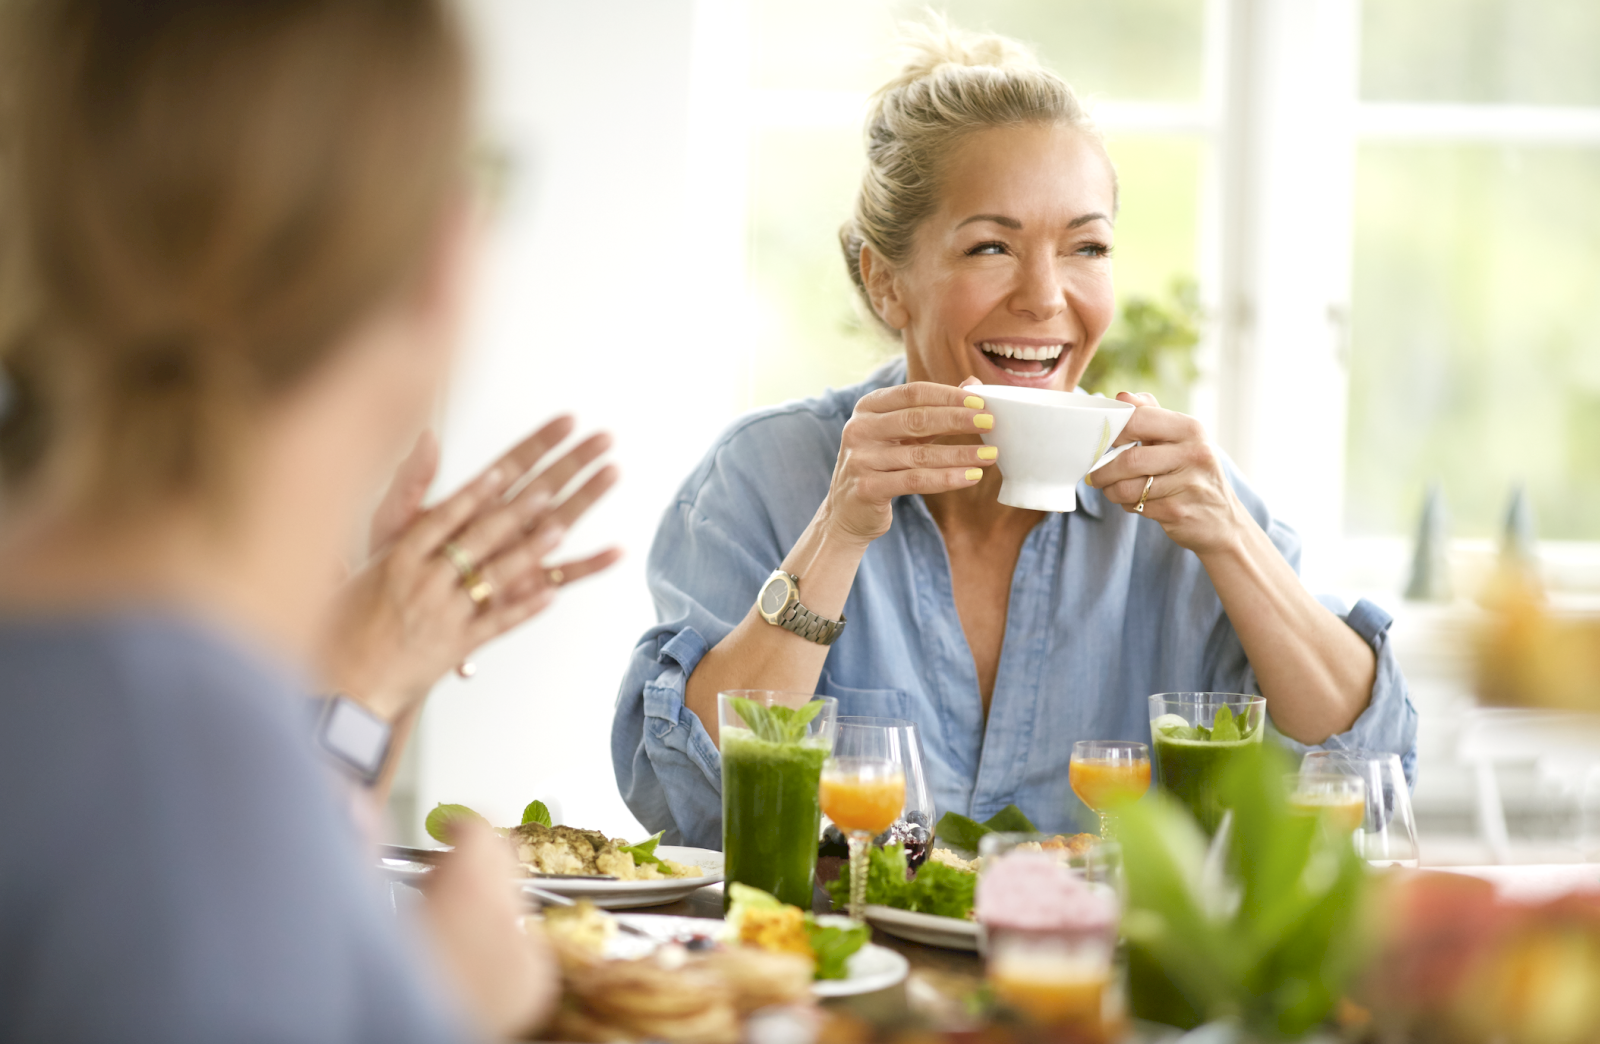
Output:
[521, 800, 553, 828]
[729, 696, 824, 745]
[424, 802, 489, 845]
[617, 830, 667, 867]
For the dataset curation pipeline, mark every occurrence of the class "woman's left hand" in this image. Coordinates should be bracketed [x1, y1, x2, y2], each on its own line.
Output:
[317, 417, 621, 720]
[1087, 392, 1252, 556]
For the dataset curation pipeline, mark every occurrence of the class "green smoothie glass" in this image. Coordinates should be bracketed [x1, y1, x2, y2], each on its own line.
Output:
[719, 690, 838, 909]
[1147, 692, 1267, 834]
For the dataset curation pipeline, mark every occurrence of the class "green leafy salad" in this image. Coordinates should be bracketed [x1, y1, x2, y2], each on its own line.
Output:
[826, 843, 978, 921]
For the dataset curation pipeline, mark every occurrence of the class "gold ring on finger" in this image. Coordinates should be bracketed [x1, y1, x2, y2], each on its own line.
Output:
[1136, 475, 1154, 514]
[547, 567, 565, 587]
[442, 541, 477, 582]
[466, 576, 495, 607]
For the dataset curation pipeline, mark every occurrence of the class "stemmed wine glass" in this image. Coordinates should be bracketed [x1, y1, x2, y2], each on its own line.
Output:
[1069, 740, 1151, 836]
[821, 722, 906, 922]
[825, 716, 935, 869]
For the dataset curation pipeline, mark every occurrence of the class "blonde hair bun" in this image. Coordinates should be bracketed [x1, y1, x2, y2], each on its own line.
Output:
[841, 16, 1109, 333]
[879, 15, 1044, 96]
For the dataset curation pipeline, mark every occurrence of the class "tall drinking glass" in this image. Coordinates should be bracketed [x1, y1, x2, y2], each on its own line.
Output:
[1300, 750, 1420, 867]
[821, 722, 906, 921]
[1285, 772, 1367, 834]
[719, 691, 838, 908]
[1147, 693, 1267, 834]
[829, 716, 935, 869]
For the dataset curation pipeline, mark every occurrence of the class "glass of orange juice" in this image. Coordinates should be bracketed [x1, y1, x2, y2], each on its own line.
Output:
[820, 722, 906, 922]
[1286, 771, 1367, 835]
[1069, 741, 1151, 836]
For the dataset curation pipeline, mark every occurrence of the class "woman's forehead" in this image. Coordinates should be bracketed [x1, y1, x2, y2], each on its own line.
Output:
[933, 123, 1116, 232]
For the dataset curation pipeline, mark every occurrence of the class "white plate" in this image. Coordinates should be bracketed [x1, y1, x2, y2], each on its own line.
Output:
[528, 846, 723, 909]
[863, 904, 979, 952]
[377, 846, 723, 911]
[605, 913, 910, 998]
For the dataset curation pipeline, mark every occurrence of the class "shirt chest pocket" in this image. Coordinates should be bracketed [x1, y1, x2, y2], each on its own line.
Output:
[818, 668, 911, 721]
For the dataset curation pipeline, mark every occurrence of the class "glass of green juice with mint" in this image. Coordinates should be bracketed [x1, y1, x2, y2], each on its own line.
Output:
[1147, 692, 1267, 834]
[719, 690, 838, 909]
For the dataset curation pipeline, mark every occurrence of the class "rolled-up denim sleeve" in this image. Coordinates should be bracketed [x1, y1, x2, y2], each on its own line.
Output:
[611, 496, 779, 849]
[1275, 598, 1420, 788]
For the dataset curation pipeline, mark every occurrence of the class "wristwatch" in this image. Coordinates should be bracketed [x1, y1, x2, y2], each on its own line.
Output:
[756, 569, 846, 646]
[310, 694, 392, 786]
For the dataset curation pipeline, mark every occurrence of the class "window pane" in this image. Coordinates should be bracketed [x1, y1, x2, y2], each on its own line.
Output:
[1345, 144, 1600, 540]
[752, 0, 1205, 101]
[1361, 0, 1600, 106]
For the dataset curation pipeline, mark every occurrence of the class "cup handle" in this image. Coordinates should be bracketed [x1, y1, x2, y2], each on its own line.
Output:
[1088, 439, 1139, 475]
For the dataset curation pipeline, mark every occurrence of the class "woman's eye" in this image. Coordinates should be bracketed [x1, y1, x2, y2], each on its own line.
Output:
[1076, 242, 1112, 258]
[965, 241, 1008, 256]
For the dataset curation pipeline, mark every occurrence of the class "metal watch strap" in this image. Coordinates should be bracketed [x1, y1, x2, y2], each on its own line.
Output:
[774, 574, 846, 646]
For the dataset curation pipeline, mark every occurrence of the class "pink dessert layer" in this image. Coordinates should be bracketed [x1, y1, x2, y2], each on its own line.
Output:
[976, 851, 1117, 933]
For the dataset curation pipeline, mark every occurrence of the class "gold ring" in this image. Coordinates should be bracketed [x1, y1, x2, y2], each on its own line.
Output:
[1136, 475, 1154, 513]
[442, 541, 477, 582]
[466, 577, 494, 606]
[547, 567, 565, 587]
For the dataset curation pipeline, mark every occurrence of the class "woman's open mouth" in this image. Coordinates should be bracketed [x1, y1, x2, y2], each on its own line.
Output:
[976, 340, 1066, 382]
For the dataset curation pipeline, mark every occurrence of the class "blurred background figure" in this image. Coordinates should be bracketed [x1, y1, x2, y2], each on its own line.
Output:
[0, 0, 614, 1038]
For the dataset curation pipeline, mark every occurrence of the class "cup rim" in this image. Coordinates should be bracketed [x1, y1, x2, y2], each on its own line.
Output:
[972, 383, 1136, 410]
[1147, 692, 1267, 709]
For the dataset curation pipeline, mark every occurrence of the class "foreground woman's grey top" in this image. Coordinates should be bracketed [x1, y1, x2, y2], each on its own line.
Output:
[612, 358, 1417, 849]
[0, 614, 470, 1044]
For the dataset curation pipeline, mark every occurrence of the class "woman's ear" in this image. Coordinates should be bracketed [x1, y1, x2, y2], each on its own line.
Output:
[859, 245, 910, 331]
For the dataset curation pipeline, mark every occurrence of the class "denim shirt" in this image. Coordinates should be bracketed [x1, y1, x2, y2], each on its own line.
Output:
[611, 359, 1418, 849]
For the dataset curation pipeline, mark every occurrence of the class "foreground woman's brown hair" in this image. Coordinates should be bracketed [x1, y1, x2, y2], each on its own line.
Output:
[0, 1, 559, 1040]
[0, 0, 466, 507]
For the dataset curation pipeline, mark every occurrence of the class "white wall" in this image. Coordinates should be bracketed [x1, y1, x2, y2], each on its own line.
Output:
[401, 0, 752, 841]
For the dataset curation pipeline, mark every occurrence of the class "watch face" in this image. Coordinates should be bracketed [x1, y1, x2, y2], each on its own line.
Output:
[759, 576, 790, 616]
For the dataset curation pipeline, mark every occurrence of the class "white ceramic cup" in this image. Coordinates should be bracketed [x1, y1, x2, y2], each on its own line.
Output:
[974, 384, 1137, 512]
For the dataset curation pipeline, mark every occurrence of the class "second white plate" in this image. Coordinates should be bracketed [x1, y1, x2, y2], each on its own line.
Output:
[863, 904, 979, 952]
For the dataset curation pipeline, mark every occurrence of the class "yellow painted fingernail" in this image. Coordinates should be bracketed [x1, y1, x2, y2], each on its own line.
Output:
[964, 395, 985, 409]
[965, 468, 983, 481]
[973, 414, 994, 430]
[977, 446, 998, 460]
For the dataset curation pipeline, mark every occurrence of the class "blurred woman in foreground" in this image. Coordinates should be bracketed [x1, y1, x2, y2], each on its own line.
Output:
[0, 0, 560, 1039]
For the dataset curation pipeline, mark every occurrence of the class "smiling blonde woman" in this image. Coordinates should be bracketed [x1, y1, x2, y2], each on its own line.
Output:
[611, 20, 1416, 847]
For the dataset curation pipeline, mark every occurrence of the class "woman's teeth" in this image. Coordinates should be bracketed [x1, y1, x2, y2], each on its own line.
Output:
[979, 342, 1064, 374]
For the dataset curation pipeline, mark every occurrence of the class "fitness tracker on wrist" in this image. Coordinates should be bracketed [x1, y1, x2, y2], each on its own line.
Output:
[311, 694, 392, 786]
[756, 569, 846, 646]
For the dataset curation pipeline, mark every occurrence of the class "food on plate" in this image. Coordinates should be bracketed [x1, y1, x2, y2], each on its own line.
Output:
[421, 799, 704, 880]
[530, 900, 816, 1041]
[511, 822, 704, 881]
[726, 883, 871, 980]
[934, 803, 1038, 851]
[540, 899, 614, 956]
[927, 847, 980, 874]
[976, 850, 1117, 933]
[829, 843, 978, 920]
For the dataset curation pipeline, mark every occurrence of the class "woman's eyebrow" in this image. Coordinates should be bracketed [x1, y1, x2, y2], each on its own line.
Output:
[956, 213, 1022, 230]
[954, 211, 1111, 231]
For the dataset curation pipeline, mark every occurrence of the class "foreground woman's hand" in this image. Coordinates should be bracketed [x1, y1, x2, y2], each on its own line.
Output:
[319, 417, 622, 720]
[1086, 392, 1252, 554]
[822, 381, 999, 547]
[422, 822, 559, 1038]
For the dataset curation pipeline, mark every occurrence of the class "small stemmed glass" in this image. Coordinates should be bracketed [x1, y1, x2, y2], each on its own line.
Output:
[820, 722, 906, 922]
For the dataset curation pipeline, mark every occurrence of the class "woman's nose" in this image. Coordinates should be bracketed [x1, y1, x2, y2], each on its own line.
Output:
[1007, 256, 1067, 322]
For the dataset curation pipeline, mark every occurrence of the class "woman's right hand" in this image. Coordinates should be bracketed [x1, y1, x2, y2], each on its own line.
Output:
[821, 381, 998, 546]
